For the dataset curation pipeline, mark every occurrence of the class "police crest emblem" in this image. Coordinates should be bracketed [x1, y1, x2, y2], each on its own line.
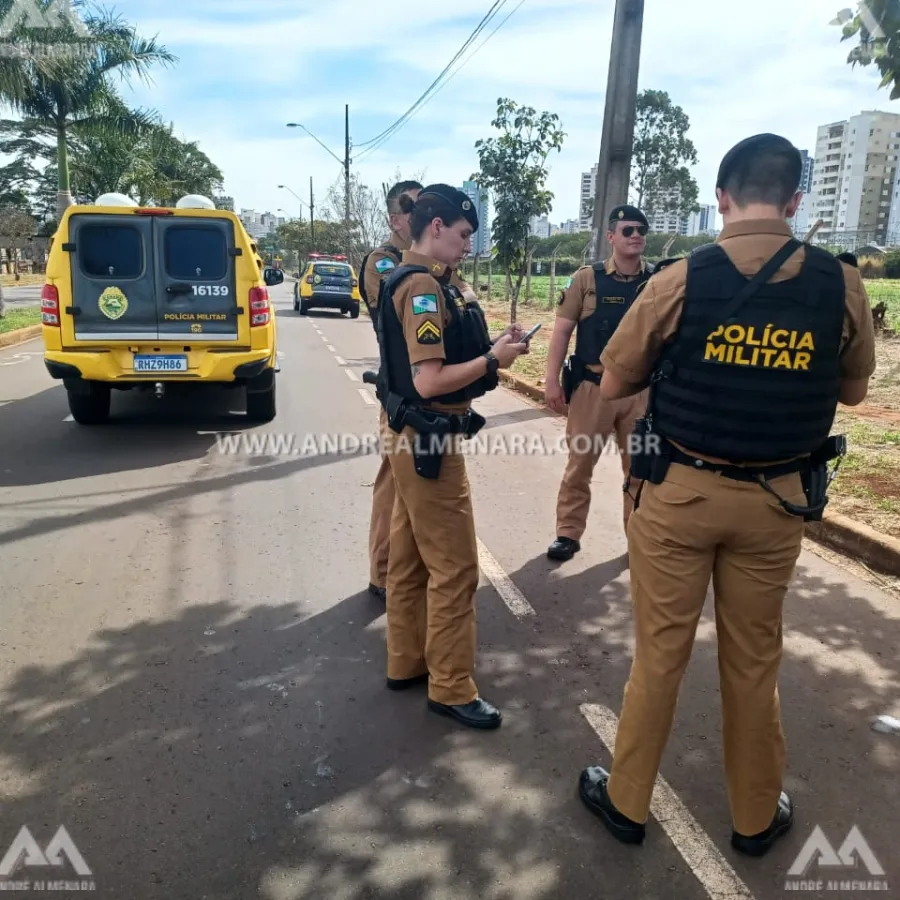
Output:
[98, 286, 128, 320]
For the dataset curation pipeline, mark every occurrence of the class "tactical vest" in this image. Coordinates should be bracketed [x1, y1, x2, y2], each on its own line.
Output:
[574, 265, 650, 365]
[359, 243, 402, 326]
[650, 243, 845, 462]
[377, 264, 498, 406]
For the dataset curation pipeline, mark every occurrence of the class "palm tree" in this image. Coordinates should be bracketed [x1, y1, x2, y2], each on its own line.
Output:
[0, 2, 177, 218]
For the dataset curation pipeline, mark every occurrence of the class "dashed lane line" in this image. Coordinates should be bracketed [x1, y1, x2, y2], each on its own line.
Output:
[345, 369, 359, 382]
[476, 537, 536, 618]
[335, 356, 346, 366]
[327, 345, 336, 353]
[358, 388, 376, 406]
[579, 704, 755, 900]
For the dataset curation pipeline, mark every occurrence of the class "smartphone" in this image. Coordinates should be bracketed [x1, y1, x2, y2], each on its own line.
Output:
[523, 323, 542, 342]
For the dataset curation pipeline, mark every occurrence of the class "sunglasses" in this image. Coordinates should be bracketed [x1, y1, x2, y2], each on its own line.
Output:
[619, 225, 648, 237]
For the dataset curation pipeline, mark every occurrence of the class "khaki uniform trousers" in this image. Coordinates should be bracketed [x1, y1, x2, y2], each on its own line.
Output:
[383, 419, 480, 707]
[605, 461, 807, 836]
[555, 379, 648, 538]
[368, 407, 393, 589]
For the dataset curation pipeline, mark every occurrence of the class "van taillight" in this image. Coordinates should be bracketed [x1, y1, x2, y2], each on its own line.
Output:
[249, 287, 270, 327]
[41, 284, 60, 326]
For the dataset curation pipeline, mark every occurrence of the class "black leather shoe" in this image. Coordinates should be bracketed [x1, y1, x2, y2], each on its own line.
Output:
[386, 673, 428, 691]
[578, 766, 645, 844]
[548, 537, 580, 561]
[368, 583, 386, 602]
[427, 697, 502, 730]
[731, 792, 794, 857]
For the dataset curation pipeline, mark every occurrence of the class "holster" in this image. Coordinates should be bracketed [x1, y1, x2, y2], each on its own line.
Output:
[791, 434, 847, 522]
[628, 416, 671, 485]
[388, 397, 487, 480]
[563, 355, 591, 404]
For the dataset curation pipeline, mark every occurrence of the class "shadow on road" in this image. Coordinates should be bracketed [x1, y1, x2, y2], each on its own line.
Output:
[1, 538, 896, 898]
[0, 383, 269, 490]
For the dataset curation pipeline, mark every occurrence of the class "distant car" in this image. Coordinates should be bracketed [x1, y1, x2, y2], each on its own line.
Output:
[293, 253, 361, 318]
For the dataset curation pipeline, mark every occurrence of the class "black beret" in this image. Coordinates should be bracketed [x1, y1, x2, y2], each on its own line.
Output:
[608, 205, 649, 228]
[418, 184, 479, 232]
[716, 133, 802, 190]
[836, 251, 858, 268]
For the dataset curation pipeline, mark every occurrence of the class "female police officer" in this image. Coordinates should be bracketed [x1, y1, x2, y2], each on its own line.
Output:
[375, 184, 527, 730]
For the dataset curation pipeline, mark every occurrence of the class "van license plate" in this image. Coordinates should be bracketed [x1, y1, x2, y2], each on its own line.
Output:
[134, 355, 188, 373]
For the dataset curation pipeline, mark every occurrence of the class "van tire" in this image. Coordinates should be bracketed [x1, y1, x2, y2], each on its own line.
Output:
[246, 380, 276, 423]
[67, 383, 110, 425]
[349, 305, 360, 319]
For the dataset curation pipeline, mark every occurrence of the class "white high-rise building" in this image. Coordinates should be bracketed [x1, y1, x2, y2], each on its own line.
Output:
[685, 204, 718, 236]
[530, 214, 551, 239]
[461, 180, 492, 256]
[805, 111, 900, 246]
[580, 164, 597, 229]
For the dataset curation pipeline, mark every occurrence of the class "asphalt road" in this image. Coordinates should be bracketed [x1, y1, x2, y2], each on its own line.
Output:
[0, 281, 898, 899]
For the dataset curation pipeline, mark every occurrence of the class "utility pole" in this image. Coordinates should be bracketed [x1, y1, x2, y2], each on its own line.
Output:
[310, 176, 315, 246]
[344, 104, 351, 236]
[590, 0, 644, 263]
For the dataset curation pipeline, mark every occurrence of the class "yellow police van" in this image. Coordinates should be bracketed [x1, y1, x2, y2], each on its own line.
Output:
[40, 192, 282, 425]
[293, 252, 362, 318]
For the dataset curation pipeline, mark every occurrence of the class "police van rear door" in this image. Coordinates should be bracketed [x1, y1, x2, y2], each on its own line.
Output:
[69, 214, 158, 341]
[153, 216, 239, 342]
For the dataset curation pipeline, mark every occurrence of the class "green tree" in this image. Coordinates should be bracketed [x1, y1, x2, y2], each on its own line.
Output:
[472, 97, 565, 322]
[832, 2, 900, 99]
[0, 1, 176, 218]
[630, 89, 700, 222]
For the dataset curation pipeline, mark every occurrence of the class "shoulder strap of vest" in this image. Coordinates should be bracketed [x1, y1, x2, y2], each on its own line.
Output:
[382, 263, 429, 297]
[653, 256, 682, 274]
[658, 238, 803, 377]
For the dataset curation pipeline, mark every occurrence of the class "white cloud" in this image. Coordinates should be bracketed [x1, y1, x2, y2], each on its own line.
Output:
[105, 0, 899, 225]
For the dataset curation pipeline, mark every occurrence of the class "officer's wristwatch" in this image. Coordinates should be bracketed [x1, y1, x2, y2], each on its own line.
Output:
[483, 351, 499, 375]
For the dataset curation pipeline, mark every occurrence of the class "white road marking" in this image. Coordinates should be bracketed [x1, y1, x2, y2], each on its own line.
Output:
[321, 335, 329, 343]
[327, 344, 336, 353]
[334, 355, 346, 366]
[345, 369, 358, 382]
[358, 388, 376, 406]
[579, 704, 755, 900]
[476, 538, 536, 618]
[63, 415, 73, 422]
[0, 400, 11, 407]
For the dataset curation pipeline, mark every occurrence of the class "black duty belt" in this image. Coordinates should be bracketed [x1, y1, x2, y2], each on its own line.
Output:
[669, 446, 806, 482]
[404, 405, 485, 438]
[582, 368, 603, 385]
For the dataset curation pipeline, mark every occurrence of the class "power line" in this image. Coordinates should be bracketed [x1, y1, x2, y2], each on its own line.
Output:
[353, 1, 511, 161]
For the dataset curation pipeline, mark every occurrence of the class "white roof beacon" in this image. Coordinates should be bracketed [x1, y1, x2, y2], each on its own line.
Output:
[176, 194, 216, 210]
[94, 192, 138, 207]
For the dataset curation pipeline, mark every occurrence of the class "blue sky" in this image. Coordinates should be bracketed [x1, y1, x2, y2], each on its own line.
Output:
[87, 1, 898, 227]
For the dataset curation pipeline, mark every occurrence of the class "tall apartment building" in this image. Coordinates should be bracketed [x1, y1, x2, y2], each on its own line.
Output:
[580, 164, 597, 229]
[529, 214, 551, 239]
[685, 204, 718, 236]
[461, 180, 492, 257]
[806, 111, 900, 246]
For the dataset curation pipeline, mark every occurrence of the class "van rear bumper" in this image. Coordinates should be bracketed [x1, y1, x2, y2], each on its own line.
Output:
[44, 348, 275, 383]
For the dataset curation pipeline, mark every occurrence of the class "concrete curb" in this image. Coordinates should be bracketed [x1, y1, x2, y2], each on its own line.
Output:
[0, 324, 42, 349]
[498, 370, 900, 578]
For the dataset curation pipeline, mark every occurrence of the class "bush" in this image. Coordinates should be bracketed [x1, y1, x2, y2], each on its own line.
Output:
[884, 249, 900, 279]
[857, 255, 885, 279]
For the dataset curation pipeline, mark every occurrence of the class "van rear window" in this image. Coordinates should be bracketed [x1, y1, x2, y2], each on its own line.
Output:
[80, 225, 142, 278]
[165, 226, 227, 280]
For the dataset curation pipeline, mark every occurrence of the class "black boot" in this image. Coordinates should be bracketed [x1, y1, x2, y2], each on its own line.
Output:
[368, 583, 386, 602]
[427, 697, 502, 730]
[547, 537, 580, 561]
[578, 766, 645, 844]
[731, 792, 794, 857]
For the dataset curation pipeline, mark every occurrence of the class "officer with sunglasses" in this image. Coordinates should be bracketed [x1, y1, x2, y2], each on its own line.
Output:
[545, 205, 652, 561]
